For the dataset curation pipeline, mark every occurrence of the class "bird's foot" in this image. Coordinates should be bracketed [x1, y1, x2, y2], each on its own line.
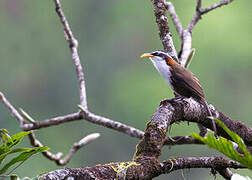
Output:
[198, 123, 208, 137]
[160, 98, 173, 106]
[159, 96, 185, 106]
[207, 116, 218, 138]
[173, 96, 185, 101]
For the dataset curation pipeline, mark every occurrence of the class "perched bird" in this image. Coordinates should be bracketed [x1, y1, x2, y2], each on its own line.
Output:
[140, 50, 216, 135]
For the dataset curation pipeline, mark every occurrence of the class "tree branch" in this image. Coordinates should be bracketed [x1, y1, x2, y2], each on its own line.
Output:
[201, 0, 234, 14]
[159, 98, 252, 146]
[0, 91, 100, 165]
[164, 1, 183, 38]
[40, 96, 246, 179]
[58, 133, 100, 165]
[161, 157, 243, 176]
[0, 90, 209, 148]
[0, 92, 25, 128]
[179, 0, 234, 66]
[151, 0, 178, 61]
[187, 0, 234, 33]
[23, 112, 82, 130]
[29, 130, 99, 166]
[41, 156, 243, 180]
[54, 0, 87, 109]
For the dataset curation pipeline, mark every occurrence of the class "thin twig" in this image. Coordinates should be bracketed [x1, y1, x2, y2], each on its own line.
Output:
[20, 108, 36, 123]
[0, 91, 100, 165]
[23, 112, 82, 131]
[28, 132, 64, 164]
[54, 0, 88, 109]
[83, 110, 144, 139]
[180, 0, 234, 66]
[23, 110, 144, 139]
[164, 1, 183, 38]
[201, 0, 234, 14]
[59, 133, 100, 165]
[187, 0, 203, 33]
[187, 0, 234, 33]
[196, 0, 202, 12]
[0, 92, 25, 128]
[28, 131, 100, 166]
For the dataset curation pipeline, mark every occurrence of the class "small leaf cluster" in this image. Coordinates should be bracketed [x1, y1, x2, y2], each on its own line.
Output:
[0, 129, 49, 175]
[190, 119, 252, 169]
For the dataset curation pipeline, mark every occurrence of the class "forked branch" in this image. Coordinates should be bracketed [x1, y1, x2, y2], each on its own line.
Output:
[54, 0, 87, 109]
[164, 0, 234, 66]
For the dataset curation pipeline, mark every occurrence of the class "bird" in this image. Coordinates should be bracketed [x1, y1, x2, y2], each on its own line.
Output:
[140, 50, 216, 136]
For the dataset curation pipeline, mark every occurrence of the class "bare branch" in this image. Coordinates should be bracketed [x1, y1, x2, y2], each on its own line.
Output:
[22, 110, 143, 140]
[40, 156, 242, 180]
[187, 0, 202, 33]
[28, 131, 100, 166]
[196, 0, 202, 12]
[187, 0, 234, 33]
[23, 112, 82, 131]
[179, 0, 234, 66]
[28, 132, 64, 164]
[160, 98, 252, 146]
[82, 111, 144, 139]
[53, 0, 88, 109]
[161, 157, 243, 174]
[164, 1, 183, 38]
[151, 0, 178, 61]
[201, 0, 234, 14]
[58, 133, 100, 165]
[0, 91, 101, 165]
[20, 108, 36, 123]
[0, 92, 25, 128]
[40, 95, 248, 179]
[0, 91, 205, 147]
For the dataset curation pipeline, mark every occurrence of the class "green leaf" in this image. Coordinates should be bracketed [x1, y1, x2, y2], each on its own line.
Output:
[190, 119, 252, 169]
[0, 146, 49, 175]
[0, 129, 12, 146]
[0, 131, 31, 155]
[184, 48, 195, 68]
[0, 148, 31, 165]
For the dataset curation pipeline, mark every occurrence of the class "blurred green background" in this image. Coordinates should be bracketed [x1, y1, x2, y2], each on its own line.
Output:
[0, 0, 251, 179]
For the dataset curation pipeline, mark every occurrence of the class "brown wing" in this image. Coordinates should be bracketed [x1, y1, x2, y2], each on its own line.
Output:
[170, 64, 205, 101]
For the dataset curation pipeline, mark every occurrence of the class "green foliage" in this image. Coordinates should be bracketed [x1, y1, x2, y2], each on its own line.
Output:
[0, 129, 49, 175]
[190, 119, 252, 169]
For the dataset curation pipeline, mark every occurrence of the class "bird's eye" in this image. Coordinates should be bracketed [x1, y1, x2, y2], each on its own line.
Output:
[151, 52, 158, 56]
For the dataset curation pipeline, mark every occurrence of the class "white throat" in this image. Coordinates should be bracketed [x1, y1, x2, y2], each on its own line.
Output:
[150, 58, 173, 90]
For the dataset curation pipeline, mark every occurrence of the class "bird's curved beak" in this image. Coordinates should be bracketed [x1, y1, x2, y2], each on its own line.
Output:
[140, 53, 154, 59]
